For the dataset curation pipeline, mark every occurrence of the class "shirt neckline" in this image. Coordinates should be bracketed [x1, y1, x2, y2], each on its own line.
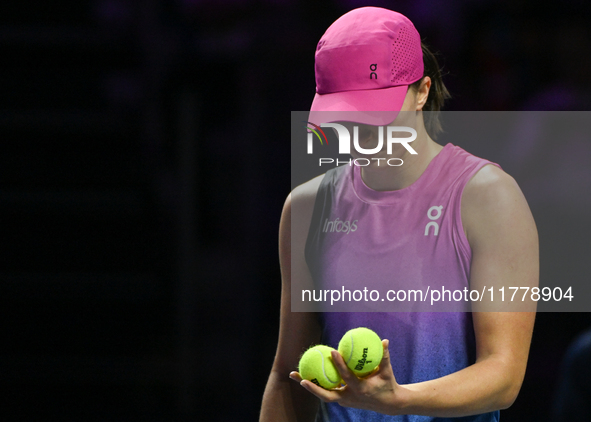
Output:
[352, 143, 452, 205]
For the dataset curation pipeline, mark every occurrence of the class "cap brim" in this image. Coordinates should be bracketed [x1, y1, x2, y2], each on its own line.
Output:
[308, 85, 409, 126]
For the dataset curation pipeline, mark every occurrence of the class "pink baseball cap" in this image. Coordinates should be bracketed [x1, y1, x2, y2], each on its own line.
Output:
[309, 7, 424, 126]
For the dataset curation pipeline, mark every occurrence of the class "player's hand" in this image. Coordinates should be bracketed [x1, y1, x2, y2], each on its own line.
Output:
[289, 340, 405, 415]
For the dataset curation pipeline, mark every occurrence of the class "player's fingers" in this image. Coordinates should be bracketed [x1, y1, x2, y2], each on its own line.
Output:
[381, 339, 391, 364]
[378, 339, 397, 381]
[289, 371, 303, 382]
[355, 340, 390, 380]
[331, 350, 359, 386]
[300, 379, 343, 402]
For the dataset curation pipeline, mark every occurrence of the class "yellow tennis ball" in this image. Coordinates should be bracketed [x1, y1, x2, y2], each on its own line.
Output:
[298, 345, 342, 389]
[338, 327, 383, 377]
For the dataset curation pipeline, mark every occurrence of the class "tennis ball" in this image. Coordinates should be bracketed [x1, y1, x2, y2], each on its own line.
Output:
[338, 327, 383, 377]
[298, 345, 342, 389]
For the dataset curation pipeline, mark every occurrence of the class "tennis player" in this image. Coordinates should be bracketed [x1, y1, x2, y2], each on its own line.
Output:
[260, 7, 537, 421]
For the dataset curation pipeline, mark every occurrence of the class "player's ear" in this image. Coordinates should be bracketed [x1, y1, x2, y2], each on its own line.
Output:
[416, 76, 431, 111]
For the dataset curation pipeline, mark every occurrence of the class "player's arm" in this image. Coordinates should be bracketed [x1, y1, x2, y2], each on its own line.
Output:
[295, 165, 538, 417]
[393, 164, 538, 415]
[260, 177, 324, 422]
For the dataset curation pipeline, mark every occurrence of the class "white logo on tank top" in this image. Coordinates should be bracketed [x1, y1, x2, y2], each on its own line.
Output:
[323, 218, 358, 235]
[424, 206, 443, 236]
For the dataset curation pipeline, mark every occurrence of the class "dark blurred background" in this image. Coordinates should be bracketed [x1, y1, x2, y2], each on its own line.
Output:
[1, 0, 590, 421]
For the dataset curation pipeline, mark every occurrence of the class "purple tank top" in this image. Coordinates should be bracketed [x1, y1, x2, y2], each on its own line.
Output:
[305, 143, 500, 422]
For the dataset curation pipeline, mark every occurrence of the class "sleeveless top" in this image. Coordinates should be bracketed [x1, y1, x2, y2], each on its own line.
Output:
[304, 143, 500, 422]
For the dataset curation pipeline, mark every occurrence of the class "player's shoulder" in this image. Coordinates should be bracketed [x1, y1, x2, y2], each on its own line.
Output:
[282, 174, 326, 251]
[282, 173, 325, 228]
[463, 164, 521, 206]
[292, 173, 325, 197]
[461, 164, 534, 243]
[289, 173, 325, 213]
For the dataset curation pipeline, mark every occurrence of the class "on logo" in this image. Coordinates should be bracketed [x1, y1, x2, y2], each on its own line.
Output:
[370, 63, 377, 79]
[424, 206, 443, 236]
